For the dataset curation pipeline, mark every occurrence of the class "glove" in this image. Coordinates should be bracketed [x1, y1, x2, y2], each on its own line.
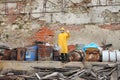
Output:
[66, 30, 70, 33]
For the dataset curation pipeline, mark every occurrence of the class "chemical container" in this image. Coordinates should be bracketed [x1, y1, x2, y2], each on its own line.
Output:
[53, 50, 60, 61]
[102, 50, 120, 62]
[0, 46, 11, 60]
[69, 50, 85, 61]
[85, 48, 100, 62]
[68, 45, 76, 52]
[1, 49, 11, 60]
[25, 45, 38, 61]
[17, 48, 26, 61]
[38, 44, 53, 61]
[10, 48, 17, 60]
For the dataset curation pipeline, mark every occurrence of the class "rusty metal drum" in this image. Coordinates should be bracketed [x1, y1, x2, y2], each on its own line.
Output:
[85, 48, 100, 62]
[69, 50, 85, 61]
[10, 48, 17, 60]
[17, 48, 26, 61]
[38, 44, 53, 61]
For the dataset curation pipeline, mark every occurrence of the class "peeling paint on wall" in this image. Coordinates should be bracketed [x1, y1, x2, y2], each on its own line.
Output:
[0, 0, 120, 25]
[102, 9, 120, 23]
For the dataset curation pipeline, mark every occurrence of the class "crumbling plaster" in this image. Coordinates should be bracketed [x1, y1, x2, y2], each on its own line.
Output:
[0, 0, 120, 49]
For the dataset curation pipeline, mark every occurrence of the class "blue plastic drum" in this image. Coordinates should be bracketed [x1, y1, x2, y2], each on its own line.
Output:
[25, 45, 38, 61]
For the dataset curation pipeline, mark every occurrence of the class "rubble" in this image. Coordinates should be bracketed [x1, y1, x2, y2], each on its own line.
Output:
[0, 0, 119, 79]
[0, 62, 119, 80]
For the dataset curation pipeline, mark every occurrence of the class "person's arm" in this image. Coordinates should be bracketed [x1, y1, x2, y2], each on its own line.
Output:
[66, 30, 70, 38]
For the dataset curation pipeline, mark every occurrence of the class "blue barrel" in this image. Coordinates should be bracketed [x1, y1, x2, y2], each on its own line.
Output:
[25, 45, 38, 61]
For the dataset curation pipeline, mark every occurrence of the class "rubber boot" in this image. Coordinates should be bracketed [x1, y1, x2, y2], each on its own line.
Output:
[65, 53, 68, 62]
[61, 53, 64, 63]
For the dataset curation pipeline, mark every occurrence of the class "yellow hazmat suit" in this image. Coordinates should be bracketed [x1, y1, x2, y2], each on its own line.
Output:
[58, 28, 70, 53]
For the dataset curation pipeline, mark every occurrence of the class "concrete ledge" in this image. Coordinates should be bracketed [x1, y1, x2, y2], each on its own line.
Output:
[0, 61, 117, 71]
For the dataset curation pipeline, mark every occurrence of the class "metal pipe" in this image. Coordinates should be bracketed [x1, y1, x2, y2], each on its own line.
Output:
[35, 73, 41, 80]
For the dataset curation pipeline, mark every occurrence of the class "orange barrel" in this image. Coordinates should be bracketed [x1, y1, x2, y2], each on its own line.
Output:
[85, 48, 100, 62]
[17, 48, 26, 61]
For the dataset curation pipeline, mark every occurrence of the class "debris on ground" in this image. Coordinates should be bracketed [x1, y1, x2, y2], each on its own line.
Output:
[0, 63, 119, 80]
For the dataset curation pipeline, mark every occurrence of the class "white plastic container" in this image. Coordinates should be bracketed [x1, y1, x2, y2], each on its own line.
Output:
[102, 50, 120, 62]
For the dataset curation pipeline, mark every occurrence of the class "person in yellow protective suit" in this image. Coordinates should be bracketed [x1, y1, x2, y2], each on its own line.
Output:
[58, 27, 70, 63]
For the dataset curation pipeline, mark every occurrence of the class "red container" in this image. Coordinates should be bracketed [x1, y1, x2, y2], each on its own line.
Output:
[10, 48, 17, 60]
[53, 50, 60, 61]
[68, 45, 76, 52]
[38, 44, 53, 60]
[2, 49, 11, 60]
